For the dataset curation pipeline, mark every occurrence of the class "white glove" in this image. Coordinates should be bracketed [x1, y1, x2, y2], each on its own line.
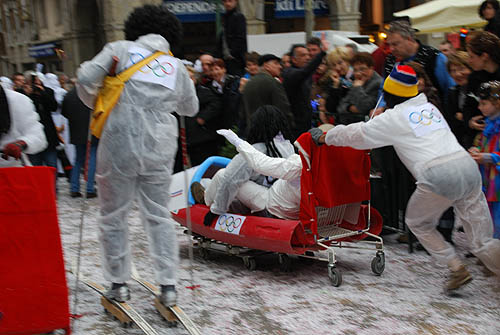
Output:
[216, 129, 244, 148]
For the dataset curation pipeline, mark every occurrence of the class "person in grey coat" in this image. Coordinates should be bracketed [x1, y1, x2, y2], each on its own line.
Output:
[241, 54, 293, 136]
[337, 52, 383, 125]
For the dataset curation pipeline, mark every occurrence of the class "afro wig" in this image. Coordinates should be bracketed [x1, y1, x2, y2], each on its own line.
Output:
[124, 4, 183, 49]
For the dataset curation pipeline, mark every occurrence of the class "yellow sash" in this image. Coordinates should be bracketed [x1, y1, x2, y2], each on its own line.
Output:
[90, 51, 166, 138]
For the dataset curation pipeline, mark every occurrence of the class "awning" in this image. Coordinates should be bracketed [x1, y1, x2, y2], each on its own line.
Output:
[394, 0, 487, 33]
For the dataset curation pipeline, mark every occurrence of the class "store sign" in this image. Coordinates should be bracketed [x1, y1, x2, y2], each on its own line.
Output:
[28, 43, 56, 58]
[163, 0, 329, 22]
[275, 0, 330, 18]
[163, 0, 221, 22]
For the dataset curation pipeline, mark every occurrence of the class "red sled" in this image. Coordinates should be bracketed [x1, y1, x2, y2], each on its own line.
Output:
[172, 133, 384, 286]
[0, 167, 70, 335]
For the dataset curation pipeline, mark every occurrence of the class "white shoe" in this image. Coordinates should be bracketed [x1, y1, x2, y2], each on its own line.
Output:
[105, 283, 130, 302]
[160, 285, 176, 307]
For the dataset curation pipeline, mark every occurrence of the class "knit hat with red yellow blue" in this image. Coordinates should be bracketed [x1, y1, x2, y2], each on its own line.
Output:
[383, 65, 419, 98]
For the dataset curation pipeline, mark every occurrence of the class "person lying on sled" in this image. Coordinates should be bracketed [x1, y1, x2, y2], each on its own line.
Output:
[213, 127, 305, 220]
[191, 105, 295, 225]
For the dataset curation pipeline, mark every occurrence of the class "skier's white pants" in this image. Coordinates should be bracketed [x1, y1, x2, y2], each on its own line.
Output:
[406, 151, 500, 277]
[97, 171, 178, 286]
[205, 168, 268, 214]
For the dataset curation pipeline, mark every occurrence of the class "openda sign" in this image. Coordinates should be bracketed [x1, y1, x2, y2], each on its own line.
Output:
[163, 0, 329, 22]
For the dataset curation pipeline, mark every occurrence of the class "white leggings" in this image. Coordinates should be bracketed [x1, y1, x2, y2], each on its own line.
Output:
[406, 151, 500, 276]
[205, 168, 269, 214]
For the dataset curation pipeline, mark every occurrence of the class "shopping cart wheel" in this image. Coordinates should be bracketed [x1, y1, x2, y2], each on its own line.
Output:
[328, 266, 342, 287]
[243, 256, 257, 271]
[199, 247, 210, 260]
[371, 252, 385, 275]
[278, 253, 292, 272]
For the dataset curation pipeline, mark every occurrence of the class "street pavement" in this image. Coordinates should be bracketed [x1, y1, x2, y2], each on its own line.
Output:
[57, 179, 500, 335]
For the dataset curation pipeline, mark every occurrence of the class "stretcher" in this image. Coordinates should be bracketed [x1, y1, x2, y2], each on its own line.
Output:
[171, 133, 384, 286]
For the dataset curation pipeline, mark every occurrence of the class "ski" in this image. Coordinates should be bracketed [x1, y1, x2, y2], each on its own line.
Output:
[131, 265, 202, 335]
[70, 267, 158, 335]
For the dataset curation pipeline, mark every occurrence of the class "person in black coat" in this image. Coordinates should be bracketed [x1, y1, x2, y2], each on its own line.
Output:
[241, 54, 293, 136]
[445, 51, 472, 148]
[17, 74, 58, 172]
[185, 67, 224, 166]
[61, 87, 98, 198]
[282, 40, 328, 140]
[463, 31, 500, 148]
[216, 0, 247, 76]
[480, 0, 500, 38]
[210, 58, 243, 130]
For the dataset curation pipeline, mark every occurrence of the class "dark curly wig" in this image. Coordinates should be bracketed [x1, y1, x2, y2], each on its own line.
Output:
[124, 5, 183, 49]
[246, 105, 292, 158]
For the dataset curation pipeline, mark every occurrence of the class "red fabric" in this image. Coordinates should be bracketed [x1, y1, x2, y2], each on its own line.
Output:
[297, 132, 371, 236]
[0, 167, 70, 335]
[372, 42, 390, 76]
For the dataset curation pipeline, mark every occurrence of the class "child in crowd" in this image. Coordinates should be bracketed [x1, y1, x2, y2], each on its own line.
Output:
[469, 81, 500, 239]
[243, 51, 260, 79]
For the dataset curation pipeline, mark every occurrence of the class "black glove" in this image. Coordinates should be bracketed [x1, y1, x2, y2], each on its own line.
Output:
[309, 127, 324, 146]
[203, 211, 218, 227]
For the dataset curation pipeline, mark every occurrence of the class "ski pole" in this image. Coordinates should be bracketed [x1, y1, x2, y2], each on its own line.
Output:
[179, 115, 198, 292]
[368, 94, 383, 121]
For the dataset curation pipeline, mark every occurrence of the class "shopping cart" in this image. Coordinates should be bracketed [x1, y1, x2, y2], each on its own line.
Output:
[172, 132, 384, 286]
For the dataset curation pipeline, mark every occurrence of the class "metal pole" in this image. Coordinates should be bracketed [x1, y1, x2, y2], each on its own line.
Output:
[304, 0, 315, 41]
[214, 0, 222, 37]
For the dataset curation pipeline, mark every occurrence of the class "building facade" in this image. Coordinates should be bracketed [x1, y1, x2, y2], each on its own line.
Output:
[0, 0, 423, 77]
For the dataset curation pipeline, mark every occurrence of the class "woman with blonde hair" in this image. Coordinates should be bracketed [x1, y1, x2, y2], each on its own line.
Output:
[326, 46, 353, 87]
[323, 47, 353, 124]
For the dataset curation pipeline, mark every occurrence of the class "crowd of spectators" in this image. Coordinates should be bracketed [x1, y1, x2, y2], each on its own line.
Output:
[2, 0, 500, 248]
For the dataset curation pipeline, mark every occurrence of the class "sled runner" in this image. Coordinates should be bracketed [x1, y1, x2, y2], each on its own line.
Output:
[172, 133, 384, 286]
[131, 264, 202, 334]
[69, 264, 158, 335]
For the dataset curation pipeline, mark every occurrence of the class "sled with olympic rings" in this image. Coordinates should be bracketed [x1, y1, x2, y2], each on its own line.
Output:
[171, 133, 384, 286]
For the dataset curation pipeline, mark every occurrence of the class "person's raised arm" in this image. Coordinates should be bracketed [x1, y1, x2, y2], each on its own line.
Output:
[217, 129, 301, 181]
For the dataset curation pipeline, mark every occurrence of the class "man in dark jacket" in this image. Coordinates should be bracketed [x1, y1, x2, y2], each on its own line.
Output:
[241, 54, 293, 136]
[384, 20, 454, 100]
[61, 87, 98, 198]
[216, 0, 247, 76]
[186, 73, 224, 166]
[282, 39, 328, 140]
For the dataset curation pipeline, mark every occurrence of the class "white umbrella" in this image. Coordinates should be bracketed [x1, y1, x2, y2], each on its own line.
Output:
[394, 0, 487, 33]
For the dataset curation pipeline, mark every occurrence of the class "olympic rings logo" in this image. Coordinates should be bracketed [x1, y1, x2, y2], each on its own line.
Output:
[217, 214, 243, 233]
[129, 53, 174, 78]
[408, 108, 442, 126]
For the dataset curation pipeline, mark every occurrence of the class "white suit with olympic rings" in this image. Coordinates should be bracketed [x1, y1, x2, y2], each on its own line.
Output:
[325, 93, 500, 277]
[204, 135, 295, 216]
[77, 34, 198, 286]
